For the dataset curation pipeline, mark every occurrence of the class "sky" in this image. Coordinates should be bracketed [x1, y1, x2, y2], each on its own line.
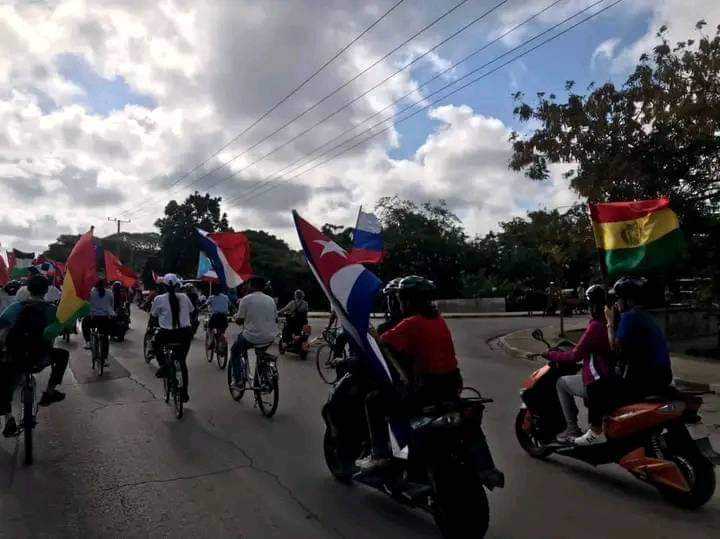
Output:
[1, 0, 718, 254]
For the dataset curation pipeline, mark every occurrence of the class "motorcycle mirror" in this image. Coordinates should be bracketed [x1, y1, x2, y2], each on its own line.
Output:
[531, 329, 544, 341]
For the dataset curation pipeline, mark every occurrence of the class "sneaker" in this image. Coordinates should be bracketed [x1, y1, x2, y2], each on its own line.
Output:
[574, 429, 607, 446]
[556, 426, 582, 443]
[39, 389, 66, 407]
[355, 455, 392, 474]
[2, 417, 19, 438]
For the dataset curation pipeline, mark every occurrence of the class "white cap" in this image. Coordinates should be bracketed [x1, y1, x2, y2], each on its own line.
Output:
[163, 273, 182, 287]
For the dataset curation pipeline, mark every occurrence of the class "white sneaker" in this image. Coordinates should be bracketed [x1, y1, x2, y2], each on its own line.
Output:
[574, 429, 607, 446]
[556, 427, 582, 443]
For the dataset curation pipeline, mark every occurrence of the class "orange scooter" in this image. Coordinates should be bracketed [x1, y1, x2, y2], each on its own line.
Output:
[515, 329, 719, 508]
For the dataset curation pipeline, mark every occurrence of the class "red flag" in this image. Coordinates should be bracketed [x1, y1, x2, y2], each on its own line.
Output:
[0, 253, 8, 286]
[7, 251, 16, 272]
[104, 250, 138, 288]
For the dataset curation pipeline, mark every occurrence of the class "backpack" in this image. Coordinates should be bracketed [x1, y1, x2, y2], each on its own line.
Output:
[5, 301, 51, 368]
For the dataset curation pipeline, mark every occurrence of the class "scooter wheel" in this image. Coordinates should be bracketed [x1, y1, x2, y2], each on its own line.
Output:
[514, 409, 552, 459]
[657, 451, 716, 509]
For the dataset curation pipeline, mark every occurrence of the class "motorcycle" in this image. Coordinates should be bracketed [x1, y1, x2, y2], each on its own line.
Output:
[278, 315, 311, 360]
[515, 328, 720, 508]
[322, 360, 504, 538]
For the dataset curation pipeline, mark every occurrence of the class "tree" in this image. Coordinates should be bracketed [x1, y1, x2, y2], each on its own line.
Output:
[42, 234, 81, 261]
[154, 192, 231, 277]
[509, 22, 720, 284]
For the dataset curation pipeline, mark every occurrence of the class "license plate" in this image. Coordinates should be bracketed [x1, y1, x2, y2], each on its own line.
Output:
[687, 423, 710, 440]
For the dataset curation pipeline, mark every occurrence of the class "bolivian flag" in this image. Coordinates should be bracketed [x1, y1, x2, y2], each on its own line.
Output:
[45, 230, 97, 339]
[589, 197, 684, 276]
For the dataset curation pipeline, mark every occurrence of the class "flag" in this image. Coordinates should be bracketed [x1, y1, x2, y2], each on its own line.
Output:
[196, 252, 219, 282]
[293, 211, 409, 454]
[348, 207, 385, 265]
[104, 250, 138, 288]
[9, 249, 35, 279]
[45, 230, 97, 339]
[196, 229, 252, 289]
[0, 251, 8, 286]
[590, 197, 685, 277]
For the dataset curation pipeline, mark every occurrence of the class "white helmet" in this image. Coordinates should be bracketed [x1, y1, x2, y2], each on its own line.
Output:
[163, 273, 182, 288]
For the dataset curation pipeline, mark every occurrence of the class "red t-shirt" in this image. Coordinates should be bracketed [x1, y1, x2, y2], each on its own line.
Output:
[380, 315, 458, 376]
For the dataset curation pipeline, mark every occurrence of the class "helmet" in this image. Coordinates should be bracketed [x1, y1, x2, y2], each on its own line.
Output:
[294, 289, 305, 299]
[397, 275, 437, 298]
[382, 277, 402, 296]
[163, 273, 182, 288]
[611, 276, 646, 301]
[585, 284, 606, 307]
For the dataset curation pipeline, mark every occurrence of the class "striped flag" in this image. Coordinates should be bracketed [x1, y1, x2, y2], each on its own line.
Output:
[348, 207, 385, 265]
[589, 197, 685, 276]
[196, 229, 252, 289]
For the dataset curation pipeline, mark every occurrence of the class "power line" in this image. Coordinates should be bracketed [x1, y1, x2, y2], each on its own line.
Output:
[118, 0, 407, 217]
[221, 0, 567, 204]
[237, 0, 625, 206]
[130, 0, 511, 217]
[126, 0, 471, 217]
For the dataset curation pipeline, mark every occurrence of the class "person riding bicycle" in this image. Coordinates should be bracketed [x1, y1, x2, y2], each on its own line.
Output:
[151, 274, 194, 402]
[359, 275, 463, 471]
[206, 285, 230, 335]
[377, 277, 403, 335]
[82, 279, 115, 360]
[278, 289, 308, 344]
[0, 275, 69, 437]
[541, 284, 613, 443]
[577, 276, 673, 446]
[230, 276, 278, 386]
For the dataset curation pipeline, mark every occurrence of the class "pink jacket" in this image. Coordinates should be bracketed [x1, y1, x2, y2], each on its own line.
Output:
[547, 318, 613, 385]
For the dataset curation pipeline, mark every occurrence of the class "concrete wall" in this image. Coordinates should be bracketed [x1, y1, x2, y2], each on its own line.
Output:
[436, 297, 506, 313]
[650, 307, 719, 340]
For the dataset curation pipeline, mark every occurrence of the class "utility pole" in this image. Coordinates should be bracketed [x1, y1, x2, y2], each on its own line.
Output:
[107, 217, 131, 260]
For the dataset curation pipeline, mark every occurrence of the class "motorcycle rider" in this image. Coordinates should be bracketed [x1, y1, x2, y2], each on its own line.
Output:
[576, 276, 673, 446]
[278, 289, 309, 344]
[0, 275, 69, 436]
[230, 276, 278, 386]
[151, 274, 195, 402]
[359, 275, 462, 471]
[541, 285, 613, 442]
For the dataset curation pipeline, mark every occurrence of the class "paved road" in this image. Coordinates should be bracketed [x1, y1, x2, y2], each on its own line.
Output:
[1, 312, 718, 538]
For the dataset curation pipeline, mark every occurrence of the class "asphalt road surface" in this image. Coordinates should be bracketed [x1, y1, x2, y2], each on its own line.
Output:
[1, 310, 718, 538]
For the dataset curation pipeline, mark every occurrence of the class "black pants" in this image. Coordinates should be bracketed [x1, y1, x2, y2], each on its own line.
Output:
[0, 348, 69, 415]
[365, 370, 463, 458]
[586, 370, 672, 427]
[155, 328, 192, 398]
[208, 313, 229, 332]
[82, 316, 112, 358]
[283, 316, 307, 343]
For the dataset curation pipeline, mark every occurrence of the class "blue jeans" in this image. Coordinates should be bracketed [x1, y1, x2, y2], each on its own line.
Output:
[230, 334, 253, 382]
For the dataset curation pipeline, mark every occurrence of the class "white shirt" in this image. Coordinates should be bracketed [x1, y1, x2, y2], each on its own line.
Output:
[237, 291, 278, 344]
[44, 285, 62, 303]
[151, 292, 195, 330]
[13, 286, 31, 303]
[89, 288, 115, 316]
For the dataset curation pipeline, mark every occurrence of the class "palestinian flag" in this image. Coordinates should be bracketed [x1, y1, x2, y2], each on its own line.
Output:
[589, 197, 685, 277]
[9, 249, 35, 279]
[45, 230, 97, 339]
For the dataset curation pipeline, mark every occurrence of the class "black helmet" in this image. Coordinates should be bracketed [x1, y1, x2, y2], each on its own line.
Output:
[611, 276, 646, 301]
[397, 275, 437, 299]
[585, 284, 606, 306]
[382, 277, 402, 296]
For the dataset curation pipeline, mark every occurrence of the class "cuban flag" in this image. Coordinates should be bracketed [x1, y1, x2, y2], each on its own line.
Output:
[348, 207, 384, 265]
[196, 252, 219, 282]
[293, 211, 408, 454]
[196, 229, 253, 289]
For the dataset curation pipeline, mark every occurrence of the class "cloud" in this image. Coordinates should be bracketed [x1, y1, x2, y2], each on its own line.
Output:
[591, 37, 621, 69]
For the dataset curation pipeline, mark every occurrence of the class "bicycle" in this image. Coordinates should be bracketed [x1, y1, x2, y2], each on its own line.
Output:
[204, 315, 228, 370]
[16, 366, 38, 465]
[315, 327, 347, 385]
[89, 322, 108, 376]
[227, 343, 279, 417]
[162, 341, 185, 420]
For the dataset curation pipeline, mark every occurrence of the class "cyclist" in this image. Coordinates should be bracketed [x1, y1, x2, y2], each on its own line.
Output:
[230, 276, 278, 386]
[0, 275, 69, 436]
[206, 285, 230, 334]
[82, 279, 115, 361]
[151, 274, 194, 402]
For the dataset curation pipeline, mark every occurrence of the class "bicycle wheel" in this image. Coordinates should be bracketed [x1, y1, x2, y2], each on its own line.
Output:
[98, 335, 106, 376]
[163, 359, 171, 404]
[22, 382, 34, 466]
[143, 332, 153, 364]
[254, 359, 279, 417]
[227, 356, 246, 402]
[91, 333, 98, 370]
[216, 335, 228, 370]
[205, 330, 214, 363]
[173, 360, 184, 419]
[315, 345, 338, 385]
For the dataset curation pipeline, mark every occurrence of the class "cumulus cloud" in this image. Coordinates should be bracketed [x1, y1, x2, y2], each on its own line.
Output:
[591, 37, 621, 69]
